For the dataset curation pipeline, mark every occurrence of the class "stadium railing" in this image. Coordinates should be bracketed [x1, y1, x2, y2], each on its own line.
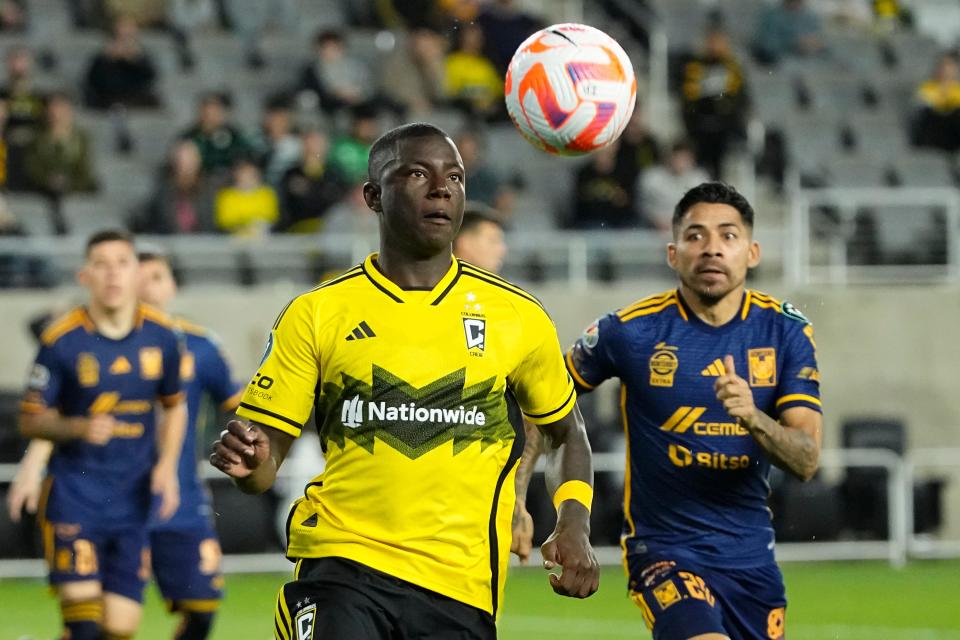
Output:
[5, 447, 960, 578]
[788, 187, 960, 285]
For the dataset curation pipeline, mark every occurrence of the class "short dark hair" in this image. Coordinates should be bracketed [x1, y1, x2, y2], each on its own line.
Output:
[457, 206, 503, 239]
[367, 122, 451, 182]
[315, 29, 344, 47]
[137, 249, 170, 265]
[85, 229, 135, 257]
[672, 182, 754, 232]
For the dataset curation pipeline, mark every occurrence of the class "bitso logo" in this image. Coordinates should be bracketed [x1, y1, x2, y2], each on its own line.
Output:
[463, 318, 486, 351]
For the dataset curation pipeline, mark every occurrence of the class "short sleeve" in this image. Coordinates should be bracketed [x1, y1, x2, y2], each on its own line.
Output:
[775, 322, 822, 415]
[20, 345, 64, 414]
[201, 338, 243, 411]
[236, 295, 319, 437]
[508, 305, 576, 426]
[565, 313, 621, 392]
[158, 329, 184, 407]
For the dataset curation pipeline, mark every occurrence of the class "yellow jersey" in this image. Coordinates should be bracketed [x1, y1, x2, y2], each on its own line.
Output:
[236, 253, 575, 614]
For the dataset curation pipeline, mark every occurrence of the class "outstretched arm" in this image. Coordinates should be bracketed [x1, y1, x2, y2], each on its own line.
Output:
[715, 355, 821, 481]
[210, 419, 295, 494]
[537, 404, 599, 599]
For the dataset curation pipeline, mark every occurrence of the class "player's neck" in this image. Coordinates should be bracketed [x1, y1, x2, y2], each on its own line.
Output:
[376, 246, 453, 290]
[87, 300, 138, 339]
[678, 284, 744, 327]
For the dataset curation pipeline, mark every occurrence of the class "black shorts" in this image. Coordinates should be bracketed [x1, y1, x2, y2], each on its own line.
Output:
[274, 557, 497, 640]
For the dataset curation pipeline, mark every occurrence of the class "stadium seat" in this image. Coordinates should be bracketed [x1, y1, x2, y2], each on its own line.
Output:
[770, 471, 843, 543]
[891, 152, 955, 187]
[839, 418, 905, 538]
[60, 195, 125, 237]
[823, 157, 891, 188]
[6, 194, 56, 236]
[848, 113, 910, 158]
[209, 478, 280, 553]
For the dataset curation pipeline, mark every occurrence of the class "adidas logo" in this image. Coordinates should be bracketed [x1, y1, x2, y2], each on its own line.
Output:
[345, 321, 376, 341]
[700, 359, 726, 376]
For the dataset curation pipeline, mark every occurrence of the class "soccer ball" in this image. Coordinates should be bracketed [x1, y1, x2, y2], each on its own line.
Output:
[504, 23, 636, 156]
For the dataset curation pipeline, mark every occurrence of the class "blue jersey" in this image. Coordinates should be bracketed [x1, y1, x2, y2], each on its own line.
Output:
[21, 305, 183, 525]
[155, 318, 242, 531]
[568, 289, 821, 569]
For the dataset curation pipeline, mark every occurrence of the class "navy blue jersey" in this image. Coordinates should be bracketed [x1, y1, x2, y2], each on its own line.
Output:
[155, 318, 242, 531]
[22, 305, 183, 525]
[567, 289, 821, 568]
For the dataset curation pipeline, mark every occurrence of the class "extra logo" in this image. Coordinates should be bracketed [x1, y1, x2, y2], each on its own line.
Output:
[463, 318, 486, 351]
[649, 343, 678, 387]
[748, 348, 777, 387]
[294, 602, 316, 640]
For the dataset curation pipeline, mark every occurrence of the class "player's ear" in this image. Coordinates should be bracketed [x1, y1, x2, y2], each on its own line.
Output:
[76, 265, 88, 287]
[666, 242, 678, 271]
[747, 239, 761, 269]
[362, 181, 382, 214]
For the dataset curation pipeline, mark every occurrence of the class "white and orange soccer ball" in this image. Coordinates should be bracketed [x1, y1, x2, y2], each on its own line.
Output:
[504, 23, 637, 156]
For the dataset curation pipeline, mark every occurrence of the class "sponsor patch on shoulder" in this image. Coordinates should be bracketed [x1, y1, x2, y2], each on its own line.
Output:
[581, 319, 600, 349]
[780, 301, 810, 324]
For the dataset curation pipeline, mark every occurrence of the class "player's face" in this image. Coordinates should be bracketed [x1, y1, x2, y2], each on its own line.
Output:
[79, 240, 139, 312]
[368, 135, 466, 256]
[455, 221, 507, 273]
[667, 202, 760, 302]
[138, 259, 177, 309]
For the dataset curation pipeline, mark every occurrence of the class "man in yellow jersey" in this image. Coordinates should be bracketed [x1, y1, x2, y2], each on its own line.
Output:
[211, 123, 599, 639]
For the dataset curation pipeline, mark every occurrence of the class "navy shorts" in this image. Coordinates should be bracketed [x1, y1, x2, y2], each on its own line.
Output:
[627, 554, 786, 640]
[150, 524, 224, 611]
[43, 519, 150, 603]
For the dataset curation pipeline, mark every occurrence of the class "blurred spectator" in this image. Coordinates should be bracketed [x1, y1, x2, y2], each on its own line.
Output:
[223, 0, 297, 69]
[679, 26, 748, 179]
[102, 0, 167, 27]
[640, 141, 710, 231]
[132, 140, 217, 234]
[374, 0, 445, 29]
[69, 0, 108, 29]
[477, 0, 542, 76]
[752, 0, 825, 66]
[328, 105, 381, 185]
[214, 157, 279, 234]
[382, 27, 446, 117]
[250, 95, 301, 189]
[615, 105, 662, 186]
[179, 92, 253, 175]
[167, 0, 218, 70]
[455, 129, 514, 215]
[0, 0, 27, 32]
[296, 30, 377, 117]
[25, 92, 98, 197]
[809, 0, 873, 27]
[1, 47, 46, 191]
[276, 129, 348, 233]
[453, 206, 507, 273]
[445, 23, 504, 120]
[911, 52, 960, 152]
[83, 15, 161, 110]
[0, 97, 7, 190]
[570, 140, 640, 229]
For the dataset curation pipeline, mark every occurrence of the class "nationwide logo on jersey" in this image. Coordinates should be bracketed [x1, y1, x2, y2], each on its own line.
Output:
[748, 348, 777, 387]
[77, 353, 99, 387]
[319, 366, 511, 459]
[139, 347, 163, 380]
[649, 343, 679, 387]
[109, 355, 132, 375]
[700, 359, 726, 376]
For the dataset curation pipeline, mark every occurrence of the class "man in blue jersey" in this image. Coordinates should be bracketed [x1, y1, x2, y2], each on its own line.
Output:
[523, 182, 822, 640]
[138, 250, 243, 639]
[9, 250, 241, 640]
[17, 229, 187, 640]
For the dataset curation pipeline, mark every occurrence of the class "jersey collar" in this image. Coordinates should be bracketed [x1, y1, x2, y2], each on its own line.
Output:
[361, 253, 462, 305]
[675, 288, 750, 334]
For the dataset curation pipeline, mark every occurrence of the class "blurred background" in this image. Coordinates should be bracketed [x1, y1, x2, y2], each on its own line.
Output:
[1, 0, 959, 638]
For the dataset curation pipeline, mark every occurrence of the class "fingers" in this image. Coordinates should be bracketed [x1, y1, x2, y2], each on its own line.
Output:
[541, 539, 558, 570]
[158, 489, 179, 521]
[723, 355, 736, 376]
[227, 420, 257, 445]
[547, 556, 600, 598]
[7, 489, 24, 523]
[26, 489, 39, 515]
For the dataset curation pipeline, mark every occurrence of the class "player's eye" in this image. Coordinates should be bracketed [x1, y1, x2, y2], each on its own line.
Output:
[724, 232, 737, 240]
[412, 170, 426, 178]
[449, 174, 463, 182]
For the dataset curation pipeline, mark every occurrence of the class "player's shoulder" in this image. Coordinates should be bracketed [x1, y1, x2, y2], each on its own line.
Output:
[139, 303, 177, 330]
[40, 306, 92, 347]
[746, 290, 813, 327]
[457, 260, 547, 314]
[614, 289, 683, 324]
[273, 264, 367, 326]
[173, 316, 224, 350]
